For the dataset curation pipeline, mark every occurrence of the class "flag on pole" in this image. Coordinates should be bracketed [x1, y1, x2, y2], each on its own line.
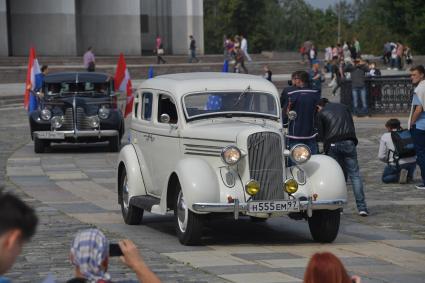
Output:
[114, 53, 133, 118]
[24, 47, 41, 112]
[222, 60, 229, 73]
[148, 66, 154, 79]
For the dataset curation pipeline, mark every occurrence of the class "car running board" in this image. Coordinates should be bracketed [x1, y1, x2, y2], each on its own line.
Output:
[129, 195, 160, 212]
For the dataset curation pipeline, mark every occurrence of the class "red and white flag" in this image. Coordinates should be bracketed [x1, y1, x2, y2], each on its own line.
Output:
[24, 47, 41, 111]
[114, 53, 133, 118]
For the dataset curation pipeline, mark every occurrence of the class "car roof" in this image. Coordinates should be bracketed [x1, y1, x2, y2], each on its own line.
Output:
[138, 72, 278, 97]
[44, 72, 111, 83]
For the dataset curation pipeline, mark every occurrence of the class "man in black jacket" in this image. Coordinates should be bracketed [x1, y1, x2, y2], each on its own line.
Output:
[317, 98, 369, 216]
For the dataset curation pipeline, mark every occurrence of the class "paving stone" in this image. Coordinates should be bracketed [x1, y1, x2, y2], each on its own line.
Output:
[7, 166, 44, 176]
[69, 212, 123, 224]
[49, 202, 107, 213]
[202, 264, 275, 275]
[232, 252, 303, 261]
[46, 171, 89, 180]
[219, 272, 301, 283]
[163, 251, 254, 268]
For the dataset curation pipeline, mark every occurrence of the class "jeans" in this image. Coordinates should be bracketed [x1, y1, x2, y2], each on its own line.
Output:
[352, 86, 367, 115]
[189, 50, 199, 63]
[327, 140, 368, 212]
[382, 162, 416, 183]
[412, 127, 425, 185]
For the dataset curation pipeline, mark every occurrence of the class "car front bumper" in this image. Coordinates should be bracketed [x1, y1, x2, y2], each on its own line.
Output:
[34, 129, 119, 139]
[192, 199, 347, 219]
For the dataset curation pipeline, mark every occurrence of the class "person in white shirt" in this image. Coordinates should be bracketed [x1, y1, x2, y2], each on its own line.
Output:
[378, 119, 416, 183]
[240, 35, 252, 62]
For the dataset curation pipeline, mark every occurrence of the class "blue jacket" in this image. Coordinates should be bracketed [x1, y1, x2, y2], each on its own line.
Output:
[287, 88, 320, 137]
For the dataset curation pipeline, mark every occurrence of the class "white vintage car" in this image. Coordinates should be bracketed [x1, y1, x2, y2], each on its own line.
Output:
[117, 72, 347, 245]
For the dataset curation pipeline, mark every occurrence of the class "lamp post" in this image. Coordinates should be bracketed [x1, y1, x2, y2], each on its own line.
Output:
[337, 0, 341, 44]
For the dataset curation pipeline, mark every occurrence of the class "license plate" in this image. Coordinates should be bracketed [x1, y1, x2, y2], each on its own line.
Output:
[37, 131, 65, 139]
[248, 200, 299, 213]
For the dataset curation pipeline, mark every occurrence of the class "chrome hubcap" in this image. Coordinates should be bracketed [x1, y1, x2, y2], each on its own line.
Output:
[177, 191, 188, 233]
[122, 175, 129, 213]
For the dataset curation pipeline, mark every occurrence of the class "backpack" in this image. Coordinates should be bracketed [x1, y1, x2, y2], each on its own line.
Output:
[390, 129, 416, 161]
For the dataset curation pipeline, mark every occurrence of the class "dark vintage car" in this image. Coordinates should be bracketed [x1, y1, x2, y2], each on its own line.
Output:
[29, 72, 125, 153]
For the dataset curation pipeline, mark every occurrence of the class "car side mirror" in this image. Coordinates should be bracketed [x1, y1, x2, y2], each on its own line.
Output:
[160, 113, 170, 123]
[288, 110, 297, 121]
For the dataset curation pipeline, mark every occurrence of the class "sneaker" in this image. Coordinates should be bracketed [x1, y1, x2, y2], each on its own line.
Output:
[399, 169, 408, 184]
[358, 210, 369, 217]
[415, 184, 425, 190]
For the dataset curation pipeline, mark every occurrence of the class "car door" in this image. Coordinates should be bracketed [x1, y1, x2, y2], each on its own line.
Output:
[130, 90, 156, 195]
[148, 92, 181, 196]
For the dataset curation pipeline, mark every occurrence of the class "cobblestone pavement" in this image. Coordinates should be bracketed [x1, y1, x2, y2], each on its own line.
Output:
[0, 108, 228, 283]
[1, 105, 425, 283]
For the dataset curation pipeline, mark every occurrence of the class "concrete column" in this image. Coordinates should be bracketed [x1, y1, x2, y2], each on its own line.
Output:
[170, 0, 204, 55]
[140, 0, 171, 54]
[0, 0, 8, 56]
[76, 0, 141, 55]
[9, 0, 77, 56]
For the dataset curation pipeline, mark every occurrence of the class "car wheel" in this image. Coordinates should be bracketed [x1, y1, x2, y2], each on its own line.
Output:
[175, 185, 203, 245]
[109, 135, 121, 152]
[308, 209, 340, 243]
[34, 136, 45, 153]
[119, 167, 144, 225]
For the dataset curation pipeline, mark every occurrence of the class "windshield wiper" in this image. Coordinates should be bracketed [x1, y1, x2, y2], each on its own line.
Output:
[233, 85, 251, 107]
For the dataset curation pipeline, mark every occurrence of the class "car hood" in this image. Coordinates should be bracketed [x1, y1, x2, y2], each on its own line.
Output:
[181, 119, 281, 143]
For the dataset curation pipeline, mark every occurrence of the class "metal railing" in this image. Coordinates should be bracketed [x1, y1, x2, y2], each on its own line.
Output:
[340, 75, 413, 114]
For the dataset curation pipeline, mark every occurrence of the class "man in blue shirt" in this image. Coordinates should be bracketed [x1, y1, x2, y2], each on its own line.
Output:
[0, 193, 38, 282]
[286, 70, 320, 154]
[409, 65, 425, 190]
[35, 65, 48, 92]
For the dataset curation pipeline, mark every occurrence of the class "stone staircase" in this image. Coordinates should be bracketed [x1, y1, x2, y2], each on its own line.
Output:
[0, 52, 307, 84]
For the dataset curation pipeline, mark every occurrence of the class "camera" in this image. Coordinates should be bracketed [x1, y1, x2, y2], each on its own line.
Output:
[287, 80, 293, 86]
[109, 243, 123, 257]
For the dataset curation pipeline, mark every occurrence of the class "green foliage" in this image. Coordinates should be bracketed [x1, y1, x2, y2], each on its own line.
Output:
[204, 0, 425, 54]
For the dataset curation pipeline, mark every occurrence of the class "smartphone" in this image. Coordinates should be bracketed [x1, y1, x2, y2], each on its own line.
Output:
[109, 243, 123, 257]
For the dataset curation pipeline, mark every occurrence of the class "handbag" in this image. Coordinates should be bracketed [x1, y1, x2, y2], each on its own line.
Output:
[157, 48, 164, 55]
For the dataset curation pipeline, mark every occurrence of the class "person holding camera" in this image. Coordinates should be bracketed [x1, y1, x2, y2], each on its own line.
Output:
[378, 118, 416, 184]
[344, 59, 369, 116]
[67, 229, 160, 283]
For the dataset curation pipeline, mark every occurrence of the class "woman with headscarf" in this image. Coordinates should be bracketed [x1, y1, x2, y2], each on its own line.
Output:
[67, 229, 161, 283]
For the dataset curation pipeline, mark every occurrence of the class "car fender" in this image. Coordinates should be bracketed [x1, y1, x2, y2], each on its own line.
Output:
[117, 144, 147, 202]
[295, 154, 347, 201]
[172, 158, 220, 213]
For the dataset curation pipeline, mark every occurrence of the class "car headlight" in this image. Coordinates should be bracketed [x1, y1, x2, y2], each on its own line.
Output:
[284, 178, 298, 194]
[290, 144, 311, 164]
[40, 109, 52, 121]
[221, 145, 241, 165]
[51, 116, 64, 129]
[245, 180, 260, 196]
[98, 105, 110, 119]
[88, 116, 100, 128]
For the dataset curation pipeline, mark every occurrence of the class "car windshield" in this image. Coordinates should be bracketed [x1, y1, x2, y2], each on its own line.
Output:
[45, 82, 109, 97]
[183, 91, 278, 120]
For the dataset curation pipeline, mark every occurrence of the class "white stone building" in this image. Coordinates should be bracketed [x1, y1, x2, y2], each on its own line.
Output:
[0, 0, 204, 56]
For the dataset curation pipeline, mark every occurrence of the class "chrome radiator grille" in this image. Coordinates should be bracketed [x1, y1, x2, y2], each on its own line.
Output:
[247, 132, 285, 200]
[61, 108, 74, 130]
[61, 107, 92, 131]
